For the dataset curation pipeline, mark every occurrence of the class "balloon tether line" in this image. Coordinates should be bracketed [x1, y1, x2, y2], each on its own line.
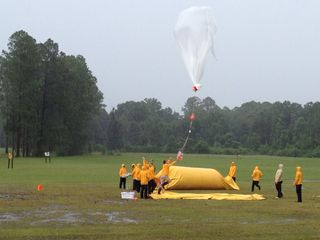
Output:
[178, 100, 195, 154]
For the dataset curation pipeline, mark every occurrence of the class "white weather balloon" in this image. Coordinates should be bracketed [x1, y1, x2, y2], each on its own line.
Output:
[175, 6, 217, 92]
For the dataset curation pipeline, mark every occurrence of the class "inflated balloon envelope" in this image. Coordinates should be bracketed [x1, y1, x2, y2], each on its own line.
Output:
[156, 166, 239, 190]
[175, 6, 217, 91]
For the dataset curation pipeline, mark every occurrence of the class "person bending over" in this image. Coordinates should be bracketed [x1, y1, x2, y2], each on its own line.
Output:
[158, 159, 176, 194]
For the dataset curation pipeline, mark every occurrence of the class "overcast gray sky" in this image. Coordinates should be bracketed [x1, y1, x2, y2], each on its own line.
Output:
[1, 0, 320, 112]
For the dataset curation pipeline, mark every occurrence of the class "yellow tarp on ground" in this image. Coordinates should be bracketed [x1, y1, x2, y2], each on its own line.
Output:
[156, 166, 239, 190]
[150, 191, 265, 200]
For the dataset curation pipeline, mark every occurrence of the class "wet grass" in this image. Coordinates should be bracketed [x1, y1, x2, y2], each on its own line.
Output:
[0, 153, 320, 239]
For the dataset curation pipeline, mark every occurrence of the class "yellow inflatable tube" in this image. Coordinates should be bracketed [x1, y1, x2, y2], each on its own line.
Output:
[156, 166, 239, 190]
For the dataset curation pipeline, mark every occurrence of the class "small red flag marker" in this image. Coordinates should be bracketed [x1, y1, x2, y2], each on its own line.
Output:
[37, 184, 43, 191]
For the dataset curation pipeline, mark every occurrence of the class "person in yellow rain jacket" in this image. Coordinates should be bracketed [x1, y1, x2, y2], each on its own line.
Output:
[294, 166, 303, 202]
[119, 164, 127, 189]
[8, 151, 13, 169]
[148, 161, 156, 194]
[157, 159, 176, 194]
[132, 163, 141, 193]
[228, 161, 237, 182]
[139, 165, 149, 199]
[131, 164, 136, 190]
[251, 166, 263, 192]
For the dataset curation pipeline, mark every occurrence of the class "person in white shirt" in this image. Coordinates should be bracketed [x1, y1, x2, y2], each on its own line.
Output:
[274, 164, 284, 198]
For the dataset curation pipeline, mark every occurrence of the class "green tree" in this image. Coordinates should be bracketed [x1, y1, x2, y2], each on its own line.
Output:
[0, 30, 42, 156]
[0, 30, 103, 156]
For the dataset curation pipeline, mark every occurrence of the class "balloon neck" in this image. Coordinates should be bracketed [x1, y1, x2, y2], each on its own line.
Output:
[192, 84, 201, 92]
[192, 86, 199, 92]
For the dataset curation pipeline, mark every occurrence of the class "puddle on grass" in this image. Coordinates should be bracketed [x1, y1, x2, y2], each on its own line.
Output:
[240, 218, 297, 225]
[1, 205, 138, 226]
[105, 211, 138, 224]
[30, 213, 83, 226]
[0, 213, 20, 222]
[100, 200, 126, 205]
[26, 205, 84, 225]
[91, 211, 138, 224]
[0, 192, 33, 201]
[0, 194, 10, 200]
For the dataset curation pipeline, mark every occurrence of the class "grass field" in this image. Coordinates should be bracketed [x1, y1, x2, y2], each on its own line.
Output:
[0, 152, 320, 239]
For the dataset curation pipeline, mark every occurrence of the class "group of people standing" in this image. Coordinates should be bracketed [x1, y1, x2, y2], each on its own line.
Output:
[228, 162, 303, 202]
[119, 157, 163, 199]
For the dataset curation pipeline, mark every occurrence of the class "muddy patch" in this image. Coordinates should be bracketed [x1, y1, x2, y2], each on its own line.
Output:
[0, 192, 33, 201]
[241, 218, 297, 225]
[105, 211, 138, 224]
[100, 199, 127, 205]
[0, 213, 20, 222]
[90, 211, 138, 224]
[25, 205, 83, 225]
[1, 205, 137, 226]
[30, 213, 83, 226]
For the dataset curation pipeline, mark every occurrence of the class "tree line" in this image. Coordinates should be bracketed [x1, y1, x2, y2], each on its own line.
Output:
[1, 31, 320, 157]
[0, 31, 103, 156]
[89, 97, 320, 157]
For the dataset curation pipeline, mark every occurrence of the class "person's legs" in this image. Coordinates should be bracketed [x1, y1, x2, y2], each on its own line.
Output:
[143, 185, 148, 199]
[148, 181, 151, 194]
[275, 182, 282, 198]
[158, 175, 170, 194]
[275, 182, 279, 197]
[140, 187, 144, 199]
[157, 181, 164, 194]
[140, 185, 147, 198]
[151, 179, 156, 193]
[162, 181, 169, 188]
[148, 181, 154, 194]
[256, 181, 261, 190]
[296, 184, 302, 202]
[133, 180, 136, 191]
[278, 181, 283, 198]
[158, 176, 165, 194]
[158, 181, 169, 194]
[136, 181, 141, 193]
[251, 181, 255, 192]
[252, 181, 260, 191]
[119, 177, 126, 189]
